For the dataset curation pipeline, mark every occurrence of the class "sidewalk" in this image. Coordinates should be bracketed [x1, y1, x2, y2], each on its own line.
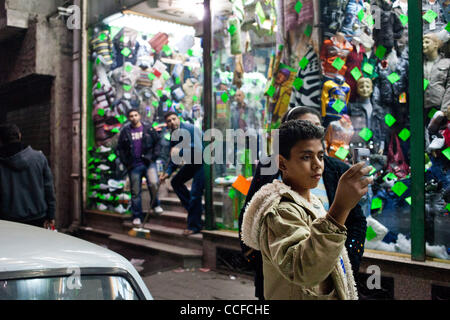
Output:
[143, 267, 257, 300]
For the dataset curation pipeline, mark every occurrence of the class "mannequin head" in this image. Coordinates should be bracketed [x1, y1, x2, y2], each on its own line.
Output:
[336, 32, 346, 43]
[423, 33, 442, 59]
[356, 78, 373, 98]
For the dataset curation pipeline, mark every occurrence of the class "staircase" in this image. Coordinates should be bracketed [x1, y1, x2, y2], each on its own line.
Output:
[78, 181, 204, 275]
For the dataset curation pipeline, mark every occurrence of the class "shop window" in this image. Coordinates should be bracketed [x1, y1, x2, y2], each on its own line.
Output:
[86, 12, 203, 216]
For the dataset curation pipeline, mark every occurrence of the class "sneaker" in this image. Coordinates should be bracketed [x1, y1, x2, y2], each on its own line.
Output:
[99, 184, 110, 190]
[117, 193, 131, 201]
[114, 204, 127, 214]
[97, 203, 108, 211]
[108, 179, 125, 190]
[97, 164, 110, 171]
[429, 136, 445, 150]
[97, 145, 112, 153]
[154, 206, 163, 215]
[132, 218, 142, 225]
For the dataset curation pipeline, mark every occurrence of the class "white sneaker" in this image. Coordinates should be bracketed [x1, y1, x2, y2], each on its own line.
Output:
[118, 193, 131, 201]
[108, 179, 125, 191]
[97, 203, 108, 211]
[429, 136, 445, 151]
[154, 206, 163, 215]
[97, 145, 112, 153]
[114, 204, 127, 214]
[97, 164, 110, 171]
[132, 218, 142, 225]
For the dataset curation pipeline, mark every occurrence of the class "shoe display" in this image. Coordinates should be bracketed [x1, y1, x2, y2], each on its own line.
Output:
[97, 145, 112, 153]
[429, 136, 445, 151]
[97, 203, 108, 211]
[108, 179, 125, 190]
[97, 164, 110, 171]
[132, 218, 142, 225]
[154, 206, 163, 215]
[114, 204, 127, 214]
[117, 193, 131, 201]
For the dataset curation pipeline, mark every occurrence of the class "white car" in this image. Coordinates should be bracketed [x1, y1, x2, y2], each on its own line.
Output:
[0, 220, 152, 300]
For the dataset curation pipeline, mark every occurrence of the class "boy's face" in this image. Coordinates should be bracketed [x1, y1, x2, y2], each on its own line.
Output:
[279, 139, 324, 194]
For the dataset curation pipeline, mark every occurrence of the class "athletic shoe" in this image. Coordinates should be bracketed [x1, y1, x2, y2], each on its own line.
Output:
[429, 136, 445, 151]
[114, 204, 127, 214]
[97, 145, 112, 153]
[132, 218, 142, 225]
[97, 203, 108, 211]
[154, 206, 163, 215]
[117, 193, 131, 201]
[108, 179, 125, 190]
[99, 184, 110, 190]
[97, 164, 110, 171]
[88, 191, 98, 198]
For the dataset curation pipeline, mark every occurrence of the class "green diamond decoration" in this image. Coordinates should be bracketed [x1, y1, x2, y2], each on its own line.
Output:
[295, 1, 303, 13]
[266, 85, 276, 97]
[293, 78, 303, 90]
[97, 108, 105, 116]
[446, 203, 450, 211]
[116, 115, 127, 124]
[123, 84, 132, 92]
[221, 92, 229, 103]
[96, 57, 101, 65]
[162, 45, 172, 55]
[179, 103, 185, 110]
[428, 108, 438, 119]
[228, 24, 237, 35]
[385, 114, 397, 127]
[392, 181, 408, 197]
[366, 226, 378, 241]
[167, 100, 172, 107]
[442, 147, 450, 160]
[398, 128, 411, 141]
[125, 65, 133, 73]
[193, 95, 198, 102]
[176, 77, 181, 85]
[152, 100, 159, 107]
[351, 67, 362, 81]
[299, 57, 309, 69]
[367, 15, 374, 26]
[121, 47, 131, 57]
[399, 14, 408, 26]
[375, 46, 387, 59]
[359, 128, 373, 141]
[229, 89, 236, 96]
[331, 99, 345, 113]
[96, 82, 102, 89]
[148, 73, 156, 81]
[162, 71, 170, 80]
[304, 24, 312, 37]
[383, 172, 398, 182]
[335, 147, 349, 160]
[446, 22, 450, 33]
[332, 57, 345, 71]
[357, 9, 365, 21]
[371, 198, 383, 210]
[111, 128, 120, 134]
[152, 122, 159, 128]
[369, 166, 377, 176]
[423, 10, 438, 23]
[108, 154, 117, 162]
[228, 188, 236, 199]
[187, 49, 193, 56]
[387, 72, 400, 84]
[363, 63, 374, 75]
[157, 90, 163, 97]
[99, 33, 106, 41]
[405, 197, 411, 205]
[164, 132, 171, 141]
[424, 79, 429, 90]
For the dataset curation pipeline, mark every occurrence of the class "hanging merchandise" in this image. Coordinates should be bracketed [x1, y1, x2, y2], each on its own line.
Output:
[231, 0, 245, 22]
[372, 0, 404, 55]
[284, 0, 314, 32]
[344, 37, 365, 102]
[233, 54, 245, 88]
[149, 32, 169, 54]
[288, 45, 321, 110]
[320, 32, 353, 80]
[324, 115, 354, 162]
[387, 133, 410, 179]
[321, 0, 350, 37]
[321, 75, 351, 127]
[91, 26, 114, 67]
[229, 16, 242, 55]
[341, 0, 364, 38]
[267, 64, 296, 125]
[422, 0, 447, 34]
[176, 35, 195, 55]
[112, 27, 140, 68]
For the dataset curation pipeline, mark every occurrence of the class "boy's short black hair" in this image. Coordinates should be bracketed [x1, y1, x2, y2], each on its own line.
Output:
[281, 106, 322, 124]
[0, 123, 21, 145]
[164, 111, 178, 120]
[127, 108, 140, 118]
[279, 120, 324, 159]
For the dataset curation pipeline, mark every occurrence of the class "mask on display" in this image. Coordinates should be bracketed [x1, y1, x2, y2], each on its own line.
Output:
[423, 33, 450, 111]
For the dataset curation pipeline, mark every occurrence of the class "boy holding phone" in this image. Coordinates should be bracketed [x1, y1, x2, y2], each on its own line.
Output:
[241, 120, 372, 300]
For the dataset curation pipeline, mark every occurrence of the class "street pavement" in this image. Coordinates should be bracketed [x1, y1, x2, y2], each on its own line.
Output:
[142, 267, 257, 300]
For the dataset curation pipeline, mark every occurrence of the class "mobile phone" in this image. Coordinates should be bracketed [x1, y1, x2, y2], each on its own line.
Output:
[353, 147, 371, 167]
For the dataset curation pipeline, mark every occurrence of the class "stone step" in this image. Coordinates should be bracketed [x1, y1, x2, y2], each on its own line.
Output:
[123, 222, 203, 250]
[78, 226, 202, 272]
[158, 196, 223, 214]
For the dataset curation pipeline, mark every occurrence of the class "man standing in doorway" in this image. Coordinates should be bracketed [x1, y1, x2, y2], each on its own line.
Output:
[117, 109, 163, 225]
[159, 112, 204, 235]
[0, 124, 56, 228]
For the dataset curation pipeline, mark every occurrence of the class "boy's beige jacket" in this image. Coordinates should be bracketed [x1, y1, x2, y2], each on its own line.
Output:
[241, 179, 358, 300]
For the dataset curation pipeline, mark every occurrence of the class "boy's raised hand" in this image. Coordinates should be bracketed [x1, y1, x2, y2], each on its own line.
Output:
[328, 162, 373, 226]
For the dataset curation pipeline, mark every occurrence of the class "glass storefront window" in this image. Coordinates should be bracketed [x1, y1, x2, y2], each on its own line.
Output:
[86, 12, 203, 215]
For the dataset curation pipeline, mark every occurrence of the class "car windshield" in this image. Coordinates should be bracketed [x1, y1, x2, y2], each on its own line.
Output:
[0, 275, 140, 300]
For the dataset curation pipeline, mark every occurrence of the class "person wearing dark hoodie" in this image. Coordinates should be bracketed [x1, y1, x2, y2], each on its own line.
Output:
[0, 124, 56, 228]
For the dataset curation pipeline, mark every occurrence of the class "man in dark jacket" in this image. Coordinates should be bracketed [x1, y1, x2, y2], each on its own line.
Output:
[159, 111, 205, 235]
[238, 107, 367, 300]
[0, 124, 56, 228]
[117, 109, 162, 225]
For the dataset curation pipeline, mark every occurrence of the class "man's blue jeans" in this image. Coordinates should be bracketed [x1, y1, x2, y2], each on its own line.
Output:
[129, 163, 160, 220]
[170, 164, 205, 233]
